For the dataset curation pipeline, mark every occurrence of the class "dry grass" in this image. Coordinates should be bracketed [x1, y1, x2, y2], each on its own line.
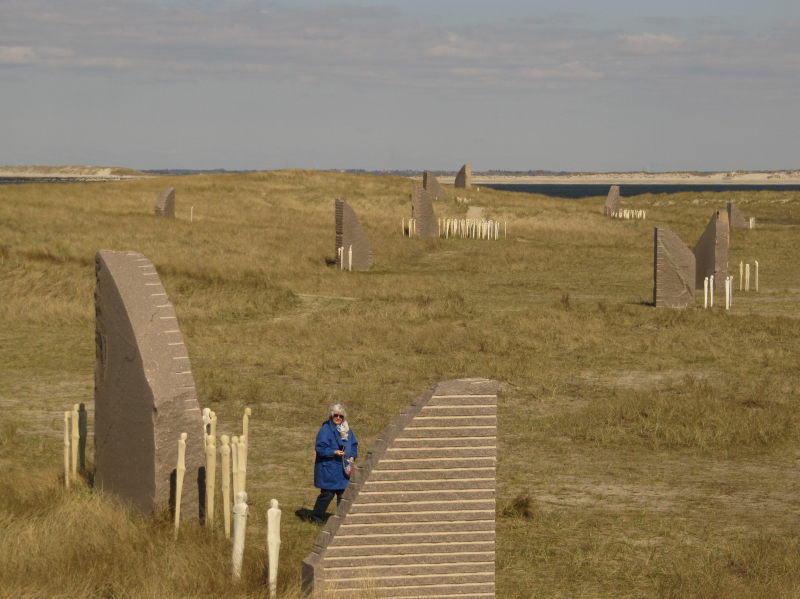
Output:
[1, 171, 800, 597]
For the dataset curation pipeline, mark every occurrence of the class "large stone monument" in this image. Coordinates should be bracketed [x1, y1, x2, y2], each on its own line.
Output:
[303, 378, 498, 597]
[94, 250, 204, 516]
[154, 187, 176, 218]
[727, 202, 748, 229]
[454, 164, 472, 189]
[653, 228, 696, 308]
[411, 183, 438, 238]
[604, 185, 620, 216]
[693, 210, 729, 290]
[335, 199, 373, 270]
[422, 171, 447, 200]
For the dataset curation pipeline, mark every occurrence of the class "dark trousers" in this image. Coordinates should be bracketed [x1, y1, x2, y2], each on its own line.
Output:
[312, 488, 344, 521]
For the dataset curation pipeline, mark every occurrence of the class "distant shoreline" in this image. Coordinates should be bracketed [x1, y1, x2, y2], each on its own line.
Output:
[441, 171, 800, 186]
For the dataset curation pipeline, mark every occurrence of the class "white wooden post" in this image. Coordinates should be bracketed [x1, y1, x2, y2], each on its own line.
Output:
[710, 275, 715, 307]
[348, 245, 353, 272]
[725, 276, 730, 310]
[755, 260, 759, 292]
[749, 216, 755, 229]
[221, 435, 231, 540]
[703, 277, 708, 308]
[63, 411, 71, 489]
[402, 217, 405, 236]
[745, 263, 750, 291]
[174, 432, 187, 540]
[504, 220, 507, 239]
[202, 407, 211, 434]
[739, 261, 743, 291]
[232, 491, 249, 581]
[267, 498, 282, 598]
[239, 435, 247, 494]
[190, 206, 194, 223]
[231, 436, 240, 498]
[71, 403, 79, 480]
[206, 434, 216, 529]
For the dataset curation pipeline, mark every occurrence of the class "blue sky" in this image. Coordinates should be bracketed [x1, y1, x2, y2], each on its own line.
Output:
[1, 0, 798, 171]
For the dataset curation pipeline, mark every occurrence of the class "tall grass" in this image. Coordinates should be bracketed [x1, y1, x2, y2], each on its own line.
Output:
[1, 171, 799, 596]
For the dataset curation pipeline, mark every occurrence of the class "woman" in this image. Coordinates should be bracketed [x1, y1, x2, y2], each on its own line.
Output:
[310, 402, 358, 524]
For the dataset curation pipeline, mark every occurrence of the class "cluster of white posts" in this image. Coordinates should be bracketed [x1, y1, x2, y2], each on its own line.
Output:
[62, 403, 86, 488]
[702, 260, 759, 311]
[402, 218, 417, 237]
[739, 260, 759, 292]
[610, 209, 646, 220]
[337, 245, 353, 271]
[439, 218, 507, 240]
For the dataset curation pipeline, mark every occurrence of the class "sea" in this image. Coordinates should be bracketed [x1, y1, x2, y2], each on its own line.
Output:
[481, 183, 800, 199]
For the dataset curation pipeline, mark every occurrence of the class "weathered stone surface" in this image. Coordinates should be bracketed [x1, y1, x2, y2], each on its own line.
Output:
[454, 164, 472, 189]
[604, 185, 620, 216]
[422, 171, 447, 199]
[653, 228, 695, 308]
[693, 211, 729, 290]
[94, 250, 204, 516]
[303, 378, 498, 598]
[411, 183, 438, 238]
[335, 199, 373, 270]
[154, 187, 175, 218]
[727, 202, 748, 228]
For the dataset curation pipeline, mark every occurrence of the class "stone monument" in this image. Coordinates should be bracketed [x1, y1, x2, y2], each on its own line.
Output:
[411, 183, 438, 238]
[154, 187, 176, 218]
[303, 378, 498, 597]
[94, 250, 204, 516]
[693, 210, 729, 290]
[604, 185, 620, 216]
[727, 202, 748, 229]
[653, 228, 696, 308]
[423, 171, 447, 200]
[335, 199, 373, 270]
[454, 164, 472, 189]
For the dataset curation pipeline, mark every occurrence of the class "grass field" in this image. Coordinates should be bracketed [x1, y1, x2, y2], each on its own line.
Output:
[1, 170, 800, 598]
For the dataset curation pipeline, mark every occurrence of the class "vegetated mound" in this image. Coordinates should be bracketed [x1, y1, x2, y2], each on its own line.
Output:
[0, 165, 148, 179]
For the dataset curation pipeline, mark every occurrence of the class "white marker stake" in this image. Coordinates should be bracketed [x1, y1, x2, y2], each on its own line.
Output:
[504, 220, 507, 239]
[190, 206, 194, 223]
[232, 491, 249, 581]
[206, 435, 216, 529]
[174, 432, 187, 540]
[202, 408, 211, 434]
[348, 245, 353, 272]
[755, 260, 759, 292]
[231, 436, 240, 498]
[703, 277, 709, 309]
[71, 403, 79, 480]
[745, 263, 750, 292]
[710, 275, 715, 307]
[239, 435, 247, 494]
[725, 277, 730, 310]
[267, 498, 282, 598]
[210, 411, 217, 441]
[739, 261, 743, 291]
[63, 411, 71, 489]
[749, 216, 755, 229]
[221, 435, 231, 540]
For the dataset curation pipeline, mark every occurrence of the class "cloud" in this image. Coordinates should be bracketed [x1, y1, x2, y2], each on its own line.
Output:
[0, 46, 36, 65]
[618, 33, 684, 54]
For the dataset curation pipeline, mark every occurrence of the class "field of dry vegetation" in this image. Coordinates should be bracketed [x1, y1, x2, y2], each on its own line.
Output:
[1, 170, 800, 598]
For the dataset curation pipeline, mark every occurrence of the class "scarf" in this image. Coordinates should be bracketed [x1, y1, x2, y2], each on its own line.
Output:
[336, 419, 350, 441]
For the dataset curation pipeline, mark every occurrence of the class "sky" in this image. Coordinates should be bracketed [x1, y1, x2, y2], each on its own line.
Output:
[1, 0, 799, 172]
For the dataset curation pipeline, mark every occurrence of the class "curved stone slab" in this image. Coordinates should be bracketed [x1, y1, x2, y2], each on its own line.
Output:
[727, 202, 748, 229]
[154, 187, 175, 217]
[303, 378, 498, 598]
[335, 199, 373, 270]
[654, 228, 695, 308]
[454, 164, 472, 189]
[411, 183, 438, 238]
[423, 171, 447, 200]
[604, 185, 620, 216]
[94, 250, 204, 516]
[693, 211, 729, 290]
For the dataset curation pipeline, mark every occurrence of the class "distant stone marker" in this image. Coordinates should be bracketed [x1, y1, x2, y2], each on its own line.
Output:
[693, 210, 729, 290]
[411, 183, 438, 238]
[454, 164, 472, 189]
[94, 250, 204, 516]
[154, 187, 176, 217]
[423, 171, 447, 200]
[727, 202, 748, 229]
[335, 199, 373, 270]
[303, 378, 498, 598]
[604, 185, 620, 216]
[653, 228, 696, 308]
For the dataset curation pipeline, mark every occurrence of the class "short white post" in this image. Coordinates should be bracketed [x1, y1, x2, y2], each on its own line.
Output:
[239, 435, 247, 494]
[190, 206, 194, 223]
[710, 275, 715, 307]
[174, 432, 187, 540]
[739, 261, 743, 291]
[232, 491, 249, 581]
[749, 216, 755, 229]
[63, 411, 71, 489]
[202, 407, 211, 434]
[725, 276, 730, 310]
[337, 246, 343, 269]
[205, 434, 216, 529]
[745, 263, 750, 291]
[755, 260, 759, 292]
[348, 245, 353, 272]
[210, 410, 217, 440]
[231, 436, 240, 498]
[504, 220, 507, 239]
[402, 217, 405, 236]
[267, 498, 282, 598]
[703, 276, 709, 309]
[71, 403, 79, 480]
[412, 219, 416, 236]
[221, 435, 231, 540]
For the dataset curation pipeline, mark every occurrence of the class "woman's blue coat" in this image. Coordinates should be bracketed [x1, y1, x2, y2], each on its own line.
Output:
[314, 419, 358, 490]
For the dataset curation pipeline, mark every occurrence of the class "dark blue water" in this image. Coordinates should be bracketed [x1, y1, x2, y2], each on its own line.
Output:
[483, 183, 800, 199]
